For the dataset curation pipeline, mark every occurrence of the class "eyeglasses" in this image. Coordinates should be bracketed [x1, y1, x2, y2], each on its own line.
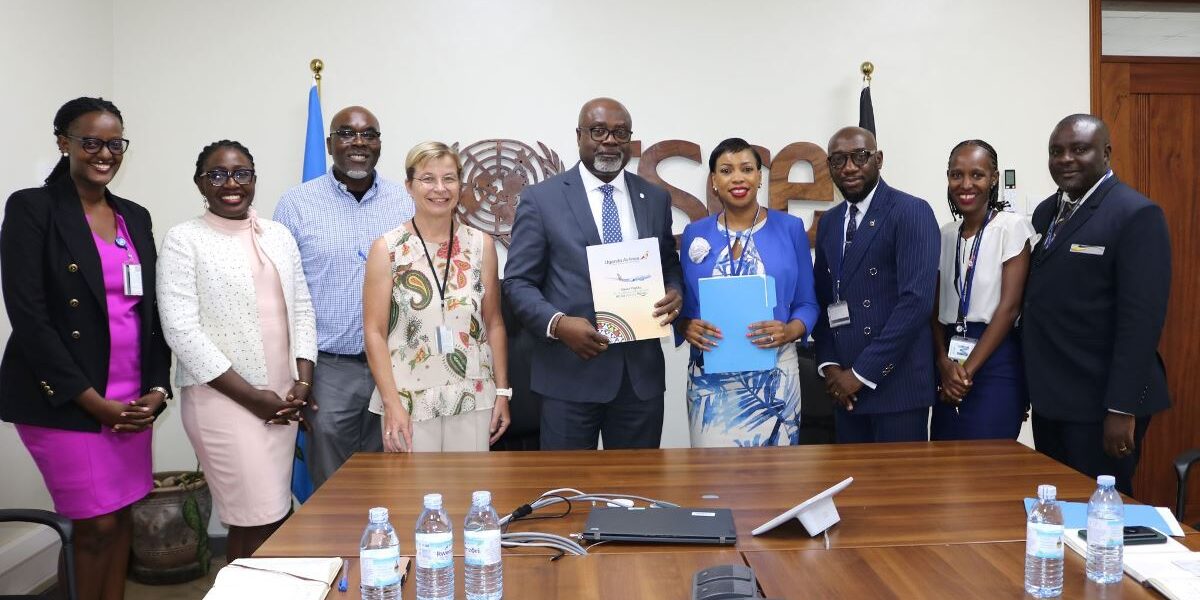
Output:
[63, 135, 130, 155]
[583, 126, 632, 143]
[331, 129, 382, 144]
[828, 149, 877, 170]
[200, 168, 256, 186]
[413, 175, 460, 188]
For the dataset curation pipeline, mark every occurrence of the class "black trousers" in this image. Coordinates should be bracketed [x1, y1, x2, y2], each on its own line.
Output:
[539, 370, 664, 450]
[1032, 412, 1152, 496]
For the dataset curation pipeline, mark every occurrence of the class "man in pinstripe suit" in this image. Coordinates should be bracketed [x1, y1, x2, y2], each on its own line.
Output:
[812, 127, 940, 443]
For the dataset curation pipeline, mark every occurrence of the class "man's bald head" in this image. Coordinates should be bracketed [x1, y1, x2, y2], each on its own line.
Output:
[576, 97, 633, 182]
[826, 126, 883, 202]
[827, 126, 878, 154]
[327, 105, 382, 183]
[1048, 114, 1112, 199]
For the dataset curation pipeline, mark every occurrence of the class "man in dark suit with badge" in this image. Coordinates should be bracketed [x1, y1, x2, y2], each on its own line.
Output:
[812, 126, 940, 442]
[1023, 114, 1171, 495]
[503, 97, 683, 450]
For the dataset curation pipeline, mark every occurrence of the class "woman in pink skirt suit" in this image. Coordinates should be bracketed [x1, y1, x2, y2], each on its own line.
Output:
[157, 140, 317, 561]
[0, 97, 172, 600]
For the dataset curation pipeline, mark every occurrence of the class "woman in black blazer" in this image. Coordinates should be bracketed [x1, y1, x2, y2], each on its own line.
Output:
[0, 97, 171, 600]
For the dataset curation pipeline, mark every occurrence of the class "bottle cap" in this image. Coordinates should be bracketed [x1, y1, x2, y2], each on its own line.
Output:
[423, 493, 443, 509]
[1038, 484, 1057, 500]
[368, 507, 389, 523]
[1097, 475, 1116, 487]
[472, 491, 492, 506]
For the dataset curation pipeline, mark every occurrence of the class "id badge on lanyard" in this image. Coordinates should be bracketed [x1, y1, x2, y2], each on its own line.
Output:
[123, 263, 143, 296]
[115, 224, 142, 297]
[947, 211, 991, 362]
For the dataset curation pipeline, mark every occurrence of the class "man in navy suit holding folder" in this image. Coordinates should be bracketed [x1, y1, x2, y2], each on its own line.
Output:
[503, 97, 683, 450]
[1023, 114, 1171, 495]
[812, 127, 940, 443]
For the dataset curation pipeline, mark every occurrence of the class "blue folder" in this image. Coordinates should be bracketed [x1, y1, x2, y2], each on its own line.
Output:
[1022, 498, 1176, 535]
[698, 275, 776, 373]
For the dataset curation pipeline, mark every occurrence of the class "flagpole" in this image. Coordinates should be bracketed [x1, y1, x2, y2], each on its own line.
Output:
[861, 61, 873, 86]
[310, 58, 324, 97]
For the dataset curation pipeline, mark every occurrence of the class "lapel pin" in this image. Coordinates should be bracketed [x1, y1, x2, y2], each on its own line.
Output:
[868, 220, 876, 227]
[639, 192, 645, 199]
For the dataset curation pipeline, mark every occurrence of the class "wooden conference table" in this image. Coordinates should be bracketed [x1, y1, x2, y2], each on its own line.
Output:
[258, 441, 1195, 598]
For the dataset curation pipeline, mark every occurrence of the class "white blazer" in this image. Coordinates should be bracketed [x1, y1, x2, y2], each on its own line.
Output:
[157, 214, 318, 388]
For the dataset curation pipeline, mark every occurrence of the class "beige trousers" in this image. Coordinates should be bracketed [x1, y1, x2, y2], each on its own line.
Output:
[385, 409, 492, 452]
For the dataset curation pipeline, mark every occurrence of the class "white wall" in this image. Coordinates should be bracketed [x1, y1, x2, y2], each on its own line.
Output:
[0, 2, 115, 590]
[2, 0, 1087, 525]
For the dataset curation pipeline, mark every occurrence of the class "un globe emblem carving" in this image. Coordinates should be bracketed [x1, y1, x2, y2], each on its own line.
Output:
[454, 139, 564, 246]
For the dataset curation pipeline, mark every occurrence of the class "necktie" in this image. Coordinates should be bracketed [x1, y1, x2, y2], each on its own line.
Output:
[845, 203, 860, 246]
[600, 183, 622, 244]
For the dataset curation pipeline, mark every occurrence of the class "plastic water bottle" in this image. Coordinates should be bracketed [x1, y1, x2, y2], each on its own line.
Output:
[464, 490, 503, 600]
[1025, 484, 1064, 598]
[1086, 474, 1125, 584]
[359, 507, 401, 600]
[415, 493, 454, 600]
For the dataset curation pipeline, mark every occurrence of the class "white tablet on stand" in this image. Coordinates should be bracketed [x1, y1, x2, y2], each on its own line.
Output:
[751, 477, 854, 537]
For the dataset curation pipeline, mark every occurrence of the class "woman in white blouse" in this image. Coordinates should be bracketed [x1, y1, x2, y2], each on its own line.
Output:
[157, 140, 317, 560]
[931, 139, 1035, 440]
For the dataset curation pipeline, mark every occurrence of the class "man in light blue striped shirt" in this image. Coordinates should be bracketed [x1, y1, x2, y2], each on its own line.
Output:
[274, 105, 414, 490]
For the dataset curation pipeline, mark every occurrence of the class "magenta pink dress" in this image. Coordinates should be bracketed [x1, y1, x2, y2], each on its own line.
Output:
[16, 213, 153, 520]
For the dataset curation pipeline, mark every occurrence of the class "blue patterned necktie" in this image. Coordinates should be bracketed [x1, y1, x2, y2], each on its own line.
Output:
[845, 203, 860, 246]
[600, 183, 622, 244]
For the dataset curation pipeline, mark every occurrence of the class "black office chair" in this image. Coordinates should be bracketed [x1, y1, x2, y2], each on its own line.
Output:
[796, 344, 835, 445]
[0, 509, 76, 600]
[1173, 448, 1200, 529]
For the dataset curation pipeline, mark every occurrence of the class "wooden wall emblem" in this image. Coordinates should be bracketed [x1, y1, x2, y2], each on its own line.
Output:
[454, 139, 564, 247]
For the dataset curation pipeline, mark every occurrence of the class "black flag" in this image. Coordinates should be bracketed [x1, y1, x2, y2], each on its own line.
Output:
[859, 86, 876, 137]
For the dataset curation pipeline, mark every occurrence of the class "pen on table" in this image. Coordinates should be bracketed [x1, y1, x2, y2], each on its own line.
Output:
[337, 558, 349, 592]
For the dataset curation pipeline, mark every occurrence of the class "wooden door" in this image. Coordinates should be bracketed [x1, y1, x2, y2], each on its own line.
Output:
[1099, 57, 1200, 515]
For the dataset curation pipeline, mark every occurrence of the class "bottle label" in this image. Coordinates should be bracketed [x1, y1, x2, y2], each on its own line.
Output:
[360, 547, 401, 587]
[1026, 523, 1064, 559]
[464, 529, 502, 566]
[416, 532, 454, 569]
[1087, 516, 1124, 547]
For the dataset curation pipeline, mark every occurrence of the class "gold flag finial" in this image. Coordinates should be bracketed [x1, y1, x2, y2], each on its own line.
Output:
[861, 61, 874, 84]
[310, 58, 324, 95]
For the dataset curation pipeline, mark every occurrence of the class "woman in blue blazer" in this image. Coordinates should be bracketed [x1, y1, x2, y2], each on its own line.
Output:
[676, 138, 819, 447]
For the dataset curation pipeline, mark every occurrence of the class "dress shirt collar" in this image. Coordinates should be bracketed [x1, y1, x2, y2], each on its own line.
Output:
[845, 181, 879, 218]
[1059, 169, 1113, 206]
[329, 168, 381, 202]
[577, 163, 628, 197]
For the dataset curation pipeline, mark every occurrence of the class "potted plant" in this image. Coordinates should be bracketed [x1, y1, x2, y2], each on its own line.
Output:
[129, 467, 213, 585]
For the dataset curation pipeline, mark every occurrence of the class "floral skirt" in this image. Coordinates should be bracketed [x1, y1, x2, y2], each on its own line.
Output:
[686, 344, 801, 447]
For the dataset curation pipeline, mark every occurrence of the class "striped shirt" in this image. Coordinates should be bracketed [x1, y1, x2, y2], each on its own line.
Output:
[274, 170, 415, 354]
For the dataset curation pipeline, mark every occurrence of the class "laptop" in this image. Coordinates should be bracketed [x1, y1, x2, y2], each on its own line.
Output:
[581, 507, 737, 545]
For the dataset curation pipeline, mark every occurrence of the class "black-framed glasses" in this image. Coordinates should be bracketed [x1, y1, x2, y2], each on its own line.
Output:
[200, 168, 256, 186]
[331, 129, 382, 144]
[828, 149, 877, 170]
[63, 135, 130, 155]
[583, 126, 632, 143]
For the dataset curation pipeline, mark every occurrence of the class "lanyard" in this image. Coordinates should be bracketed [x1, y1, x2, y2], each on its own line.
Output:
[953, 209, 993, 332]
[411, 219, 455, 313]
[113, 214, 135, 264]
[832, 203, 860, 302]
[721, 207, 760, 277]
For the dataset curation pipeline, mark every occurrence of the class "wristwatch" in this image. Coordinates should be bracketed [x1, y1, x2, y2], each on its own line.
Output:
[495, 388, 513, 398]
[149, 386, 171, 400]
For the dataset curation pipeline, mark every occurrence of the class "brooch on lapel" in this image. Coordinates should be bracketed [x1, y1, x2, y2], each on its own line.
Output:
[688, 237, 711, 264]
